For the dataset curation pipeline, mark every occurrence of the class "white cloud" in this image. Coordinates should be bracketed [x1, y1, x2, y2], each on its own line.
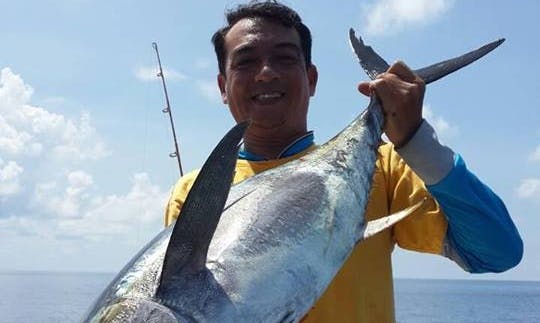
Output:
[0, 68, 143, 227]
[67, 170, 93, 190]
[516, 178, 540, 199]
[197, 79, 222, 103]
[57, 173, 167, 238]
[135, 66, 186, 82]
[51, 112, 109, 161]
[423, 105, 459, 140]
[0, 114, 38, 155]
[28, 172, 167, 241]
[361, 0, 454, 36]
[0, 68, 33, 107]
[0, 67, 171, 272]
[33, 170, 93, 217]
[0, 68, 109, 160]
[0, 159, 23, 196]
[529, 145, 540, 162]
[4, 171, 167, 245]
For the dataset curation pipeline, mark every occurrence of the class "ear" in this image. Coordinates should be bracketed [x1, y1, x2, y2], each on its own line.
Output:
[307, 64, 318, 97]
[217, 73, 228, 104]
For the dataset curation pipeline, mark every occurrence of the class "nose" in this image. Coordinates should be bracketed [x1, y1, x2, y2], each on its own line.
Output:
[255, 60, 279, 82]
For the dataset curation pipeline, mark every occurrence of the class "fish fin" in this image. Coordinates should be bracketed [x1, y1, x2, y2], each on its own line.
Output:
[414, 38, 505, 84]
[349, 27, 504, 85]
[157, 122, 248, 291]
[358, 197, 428, 242]
[348, 28, 389, 80]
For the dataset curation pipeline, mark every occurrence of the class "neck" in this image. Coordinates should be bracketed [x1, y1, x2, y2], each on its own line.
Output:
[243, 125, 308, 160]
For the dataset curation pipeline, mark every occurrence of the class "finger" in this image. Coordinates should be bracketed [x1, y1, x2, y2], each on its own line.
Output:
[357, 82, 371, 96]
[369, 79, 395, 115]
[369, 78, 389, 98]
[387, 60, 416, 83]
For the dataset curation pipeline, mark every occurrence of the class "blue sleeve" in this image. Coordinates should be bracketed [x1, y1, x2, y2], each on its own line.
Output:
[426, 155, 523, 273]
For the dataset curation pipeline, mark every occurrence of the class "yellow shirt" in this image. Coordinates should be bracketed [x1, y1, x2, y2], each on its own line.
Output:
[164, 143, 447, 323]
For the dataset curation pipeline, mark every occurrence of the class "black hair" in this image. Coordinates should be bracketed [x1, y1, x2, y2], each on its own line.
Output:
[211, 0, 312, 75]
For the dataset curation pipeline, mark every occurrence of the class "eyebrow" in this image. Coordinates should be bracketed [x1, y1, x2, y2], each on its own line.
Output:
[232, 41, 301, 57]
[274, 42, 302, 52]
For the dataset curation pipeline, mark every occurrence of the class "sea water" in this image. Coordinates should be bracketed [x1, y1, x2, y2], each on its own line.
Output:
[394, 278, 540, 322]
[0, 272, 539, 322]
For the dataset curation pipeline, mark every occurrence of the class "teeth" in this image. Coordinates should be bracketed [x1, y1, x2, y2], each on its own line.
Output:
[255, 93, 282, 100]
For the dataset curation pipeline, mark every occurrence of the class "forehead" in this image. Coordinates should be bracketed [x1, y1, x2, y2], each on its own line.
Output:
[224, 18, 301, 54]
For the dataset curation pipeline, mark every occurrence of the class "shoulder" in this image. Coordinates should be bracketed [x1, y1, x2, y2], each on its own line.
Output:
[172, 169, 200, 199]
[180, 169, 200, 184]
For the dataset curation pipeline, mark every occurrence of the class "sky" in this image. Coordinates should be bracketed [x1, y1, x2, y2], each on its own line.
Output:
[0, 0, 538, 281]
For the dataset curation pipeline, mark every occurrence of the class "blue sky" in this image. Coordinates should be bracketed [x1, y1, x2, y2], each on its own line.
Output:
[0, 0, 538, 281]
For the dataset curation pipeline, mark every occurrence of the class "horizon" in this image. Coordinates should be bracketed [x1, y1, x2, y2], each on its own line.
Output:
[1, 269, 538, 283]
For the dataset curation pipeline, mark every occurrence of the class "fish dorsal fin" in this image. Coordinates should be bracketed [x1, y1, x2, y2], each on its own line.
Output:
[358, 197, 428, 242]
[157, 122, 248, 292]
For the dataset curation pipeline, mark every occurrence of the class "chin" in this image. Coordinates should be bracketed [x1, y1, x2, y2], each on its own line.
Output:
[249, 117, 288, 130]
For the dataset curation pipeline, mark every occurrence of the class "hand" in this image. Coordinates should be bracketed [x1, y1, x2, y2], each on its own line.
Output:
[358, 61, 425, 148]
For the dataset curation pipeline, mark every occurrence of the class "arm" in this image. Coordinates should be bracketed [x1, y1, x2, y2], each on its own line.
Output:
[397, 120, 523, 273]
[360, 61, 522, 273]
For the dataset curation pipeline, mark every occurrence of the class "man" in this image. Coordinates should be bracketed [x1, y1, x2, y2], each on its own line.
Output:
[165, 1, 523, 322]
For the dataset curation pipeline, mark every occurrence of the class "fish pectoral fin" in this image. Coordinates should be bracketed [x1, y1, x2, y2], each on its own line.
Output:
[157, 122, 248, 296]
[358, 197, 428, 242]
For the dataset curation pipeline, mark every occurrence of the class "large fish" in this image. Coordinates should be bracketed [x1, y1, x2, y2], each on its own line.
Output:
[82, 30, 504, 322]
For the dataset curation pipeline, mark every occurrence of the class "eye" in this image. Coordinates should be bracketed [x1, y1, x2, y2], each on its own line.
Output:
[233, 57, 256, 69]
[277, 55, 299, 64]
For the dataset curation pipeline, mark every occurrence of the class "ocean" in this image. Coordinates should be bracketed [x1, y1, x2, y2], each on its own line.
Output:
[394, 279, 540, 322]
[0, 272, 538, 322]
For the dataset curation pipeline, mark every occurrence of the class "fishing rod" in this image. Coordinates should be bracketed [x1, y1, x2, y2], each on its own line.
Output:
[152, 42, 184, 176]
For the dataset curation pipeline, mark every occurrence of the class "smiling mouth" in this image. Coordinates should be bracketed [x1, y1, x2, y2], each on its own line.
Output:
[252, 92, 284, 104]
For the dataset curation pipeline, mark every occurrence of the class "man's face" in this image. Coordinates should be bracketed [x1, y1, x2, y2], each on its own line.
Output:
[218, 18, 317, 131]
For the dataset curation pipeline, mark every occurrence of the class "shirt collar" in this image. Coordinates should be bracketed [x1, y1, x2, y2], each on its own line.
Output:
[238, 131, 314, 161]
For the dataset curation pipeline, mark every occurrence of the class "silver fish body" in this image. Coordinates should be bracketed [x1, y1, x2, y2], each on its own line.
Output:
[84, 99, 385, 322]
[82, 31, 504, 322]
